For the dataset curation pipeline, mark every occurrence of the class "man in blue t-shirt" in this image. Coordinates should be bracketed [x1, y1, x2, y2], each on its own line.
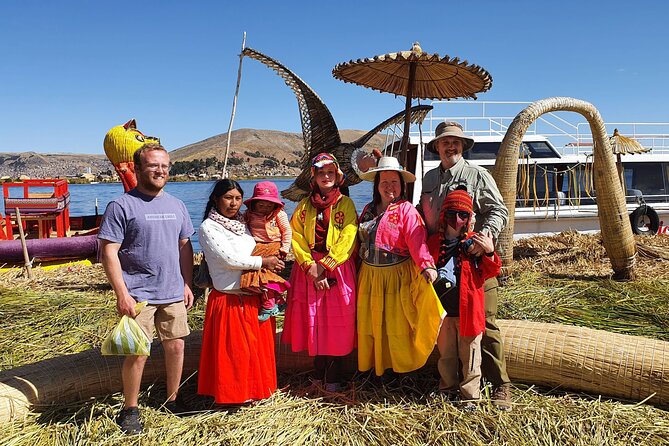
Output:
[98, 143, 194, 435]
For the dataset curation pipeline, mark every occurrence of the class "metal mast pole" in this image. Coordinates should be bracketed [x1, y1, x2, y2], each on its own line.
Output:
[222, 32, 247, 178]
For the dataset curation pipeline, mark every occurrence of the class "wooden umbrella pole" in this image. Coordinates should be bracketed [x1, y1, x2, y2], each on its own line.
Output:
[222, 32, 247, 178]
[616, 153, 626, 196]
[418, 114, 425, 182]
[399, 61, 417, 168]
[14, 208, 32, 279]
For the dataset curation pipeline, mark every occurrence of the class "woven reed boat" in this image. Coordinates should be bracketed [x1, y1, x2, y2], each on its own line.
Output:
[0, 234, 98, 265]
[1, 178, 100, 266]
[0, 320, 667, 422]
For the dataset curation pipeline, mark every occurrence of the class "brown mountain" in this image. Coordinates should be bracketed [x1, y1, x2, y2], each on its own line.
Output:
[170, 128, 388, 166]
[170, 128, 303, 165]
[0, 128, 387, 179]
[0, 152, 112, 179]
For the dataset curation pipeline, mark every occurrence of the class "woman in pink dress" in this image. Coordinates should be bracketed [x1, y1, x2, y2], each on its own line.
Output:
[282, 153, 358, 391]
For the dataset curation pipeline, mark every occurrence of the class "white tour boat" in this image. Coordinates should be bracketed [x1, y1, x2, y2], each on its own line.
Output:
[404, 101, 669, 237]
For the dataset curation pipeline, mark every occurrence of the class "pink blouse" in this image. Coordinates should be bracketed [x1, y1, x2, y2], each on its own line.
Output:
[364, 200, 435, 271]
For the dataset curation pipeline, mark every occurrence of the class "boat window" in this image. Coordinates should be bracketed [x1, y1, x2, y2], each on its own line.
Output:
[424, 143, 499, 161]
[625, 162, 667, 203]
[461, 141, 558, 160]
[524, 141, 560, 158]
[463, 142, 501, 160]
[624, 170, 633, 190]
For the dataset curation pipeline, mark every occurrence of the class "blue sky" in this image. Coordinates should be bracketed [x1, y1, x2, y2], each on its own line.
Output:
[1, 0, 668, 154]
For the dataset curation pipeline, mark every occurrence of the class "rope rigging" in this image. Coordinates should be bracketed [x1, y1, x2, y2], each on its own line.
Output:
[514, 153, 596, 214]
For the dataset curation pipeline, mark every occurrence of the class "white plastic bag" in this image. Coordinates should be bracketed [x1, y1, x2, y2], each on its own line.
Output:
[101, 301, 151, 356]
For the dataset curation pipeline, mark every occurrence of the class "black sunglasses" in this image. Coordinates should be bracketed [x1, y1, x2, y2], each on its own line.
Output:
[445, 210, 470, 219]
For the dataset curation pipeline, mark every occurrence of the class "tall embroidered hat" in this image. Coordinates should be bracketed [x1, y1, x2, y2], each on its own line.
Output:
[310, 152, 344, 184]
[243, 181, 285, 207]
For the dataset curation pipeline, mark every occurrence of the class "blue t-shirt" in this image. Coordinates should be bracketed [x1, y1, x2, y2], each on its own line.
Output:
[98, 189, 194, 304]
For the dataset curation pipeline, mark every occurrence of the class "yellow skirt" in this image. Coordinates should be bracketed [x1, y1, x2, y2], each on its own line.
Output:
[357, 259, 445, 375]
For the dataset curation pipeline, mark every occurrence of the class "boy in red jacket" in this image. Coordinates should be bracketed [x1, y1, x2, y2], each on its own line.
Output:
[428, 187, 502, 410]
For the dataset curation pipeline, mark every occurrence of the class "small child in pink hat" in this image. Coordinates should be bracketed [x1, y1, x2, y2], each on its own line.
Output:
[240, 181, 292, 321]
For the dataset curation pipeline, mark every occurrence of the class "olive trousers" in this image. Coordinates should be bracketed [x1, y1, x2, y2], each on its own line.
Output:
[481, 277, 510, 387]
[437, 318, 483, 400]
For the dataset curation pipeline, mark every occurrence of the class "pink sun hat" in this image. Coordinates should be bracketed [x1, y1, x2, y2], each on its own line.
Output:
[243, 181, 285, 207]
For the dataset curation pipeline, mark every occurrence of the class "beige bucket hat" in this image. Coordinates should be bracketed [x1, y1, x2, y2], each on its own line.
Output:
[359, 156, 416, 183]
[426, 121, 475, 153]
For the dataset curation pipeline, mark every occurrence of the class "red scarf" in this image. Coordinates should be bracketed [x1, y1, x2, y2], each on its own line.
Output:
[310, 186, 341, 253]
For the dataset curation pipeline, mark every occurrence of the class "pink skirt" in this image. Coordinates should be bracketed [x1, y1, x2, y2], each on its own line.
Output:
[281, 252, 356, 357]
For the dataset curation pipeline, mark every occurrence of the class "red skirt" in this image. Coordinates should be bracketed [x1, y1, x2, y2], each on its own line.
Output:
[198, 290, 277, 403]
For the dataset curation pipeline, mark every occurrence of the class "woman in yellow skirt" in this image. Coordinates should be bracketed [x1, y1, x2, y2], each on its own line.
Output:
[357, 156, 445, 375]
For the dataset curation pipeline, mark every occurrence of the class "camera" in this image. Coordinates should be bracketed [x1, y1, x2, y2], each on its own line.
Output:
[460, 237, 474, 253]
[436, 269, 453, 289]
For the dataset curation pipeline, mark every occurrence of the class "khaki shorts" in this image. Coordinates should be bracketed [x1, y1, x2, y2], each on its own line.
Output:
[135, 301, 190, 342]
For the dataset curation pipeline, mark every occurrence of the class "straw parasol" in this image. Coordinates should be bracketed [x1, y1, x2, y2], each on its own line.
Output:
[332, 42, 492, 166]
[610, 128, 650, 192]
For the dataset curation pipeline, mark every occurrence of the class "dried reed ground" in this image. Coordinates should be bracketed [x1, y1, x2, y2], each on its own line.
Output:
[0, 232, 668, 445]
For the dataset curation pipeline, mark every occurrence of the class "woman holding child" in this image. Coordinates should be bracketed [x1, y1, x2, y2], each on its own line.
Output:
[197, 179, 285, 404]
[356, 156, 445, 376]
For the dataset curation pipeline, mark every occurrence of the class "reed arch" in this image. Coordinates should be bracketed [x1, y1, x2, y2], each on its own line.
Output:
[491, 97, 637, 280]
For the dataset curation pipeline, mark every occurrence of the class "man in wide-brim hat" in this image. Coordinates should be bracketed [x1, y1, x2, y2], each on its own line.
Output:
[419, 120, 513, 411]
[425, 121, 475, 154]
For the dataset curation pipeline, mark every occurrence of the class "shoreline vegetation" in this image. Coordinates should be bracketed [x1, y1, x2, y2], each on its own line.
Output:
[0, 150, 303, 184]
[0, 232, 668, 444]
[0, 174, 298, 184]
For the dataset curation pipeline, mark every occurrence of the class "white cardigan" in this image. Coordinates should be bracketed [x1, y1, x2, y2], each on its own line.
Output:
[198, 218, 263, 292]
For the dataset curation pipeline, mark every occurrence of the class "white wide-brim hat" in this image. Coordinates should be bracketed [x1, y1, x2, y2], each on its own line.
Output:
[359, 156, 416, 183]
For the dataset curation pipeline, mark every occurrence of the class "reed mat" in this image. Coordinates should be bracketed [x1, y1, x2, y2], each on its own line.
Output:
[0, 373, 668, 445]
[512, 231, 669, 280]
[0, 232, 668, 444]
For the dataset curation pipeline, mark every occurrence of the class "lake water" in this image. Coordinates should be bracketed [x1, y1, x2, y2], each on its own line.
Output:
[1, 180, 373, 252]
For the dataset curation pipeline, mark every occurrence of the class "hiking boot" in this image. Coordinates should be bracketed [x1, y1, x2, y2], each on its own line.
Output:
[116, 406, 142, 435]
[461, 401, 478, 412]
[491, 384, 512, 411]
[432, 388, 460, 402]
[162, 397, 191, 416]
[380, 370, 399, 387]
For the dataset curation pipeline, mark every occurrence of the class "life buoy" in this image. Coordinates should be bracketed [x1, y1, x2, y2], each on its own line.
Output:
[629, 205, 660, 235]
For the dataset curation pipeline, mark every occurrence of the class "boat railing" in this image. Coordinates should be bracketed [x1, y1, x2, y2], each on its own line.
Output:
[410, 100, 669, 156]
[572, 122, 669, 156]
[515, 192, 669, 215]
